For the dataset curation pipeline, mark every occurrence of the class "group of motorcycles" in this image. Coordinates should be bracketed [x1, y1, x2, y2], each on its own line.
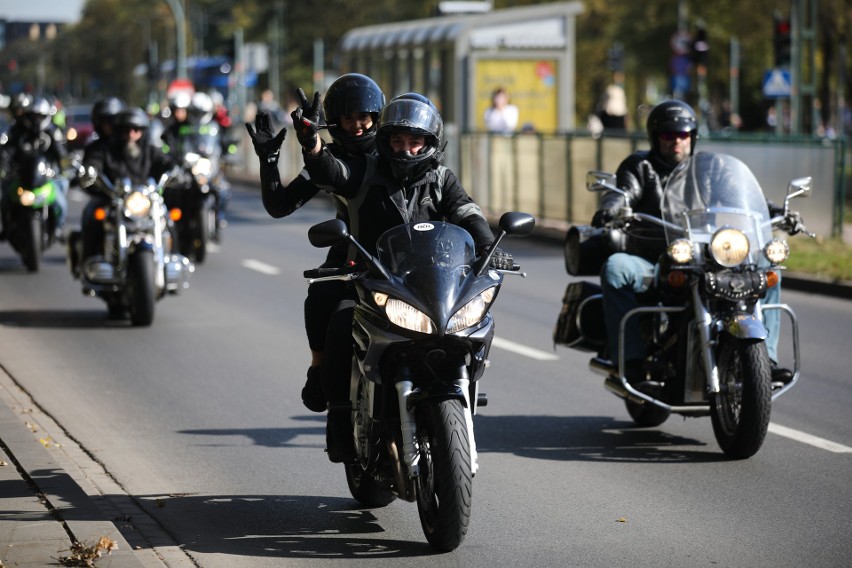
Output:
[1, 115, 230, 326]
[299, 151, 812, 551]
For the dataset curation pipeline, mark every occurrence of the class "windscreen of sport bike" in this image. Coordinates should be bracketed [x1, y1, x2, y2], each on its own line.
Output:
[375, 222, 477, 308]
[661, 152, 773, 266]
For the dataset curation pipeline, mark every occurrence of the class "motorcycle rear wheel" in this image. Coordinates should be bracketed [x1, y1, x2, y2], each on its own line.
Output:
[711, 338, 772, 459]
[344, 463, 396, 508]
[127, 250, 156, 326]
[414, 399, 472, 552]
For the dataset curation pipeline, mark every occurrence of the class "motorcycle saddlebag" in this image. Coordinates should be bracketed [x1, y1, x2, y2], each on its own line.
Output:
[553, 281, 606, 352]
[563, 224, 610, 276]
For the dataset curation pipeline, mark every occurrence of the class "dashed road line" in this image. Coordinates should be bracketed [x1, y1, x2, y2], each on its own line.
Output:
[769, 423, 852, 453]
[242, 259, 281, 275]
[491, 336, 559, 361]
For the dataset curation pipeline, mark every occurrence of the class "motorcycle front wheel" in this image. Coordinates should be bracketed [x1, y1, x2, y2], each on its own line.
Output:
[127, 250, 156, 326]
[710, 338, 772, 459]
[414, 399, 472, 552]
[22, 215, 42, 272]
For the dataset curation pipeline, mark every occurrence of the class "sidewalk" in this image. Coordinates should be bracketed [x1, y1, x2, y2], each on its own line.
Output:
[0, 370, 156, 567]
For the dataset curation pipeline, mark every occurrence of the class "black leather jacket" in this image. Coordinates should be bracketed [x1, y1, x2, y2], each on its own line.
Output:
[598, 150, 680, 262]
[303, 143, 493, 259]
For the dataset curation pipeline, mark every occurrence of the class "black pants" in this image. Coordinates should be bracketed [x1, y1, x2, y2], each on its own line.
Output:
[321, 287, 357, 408]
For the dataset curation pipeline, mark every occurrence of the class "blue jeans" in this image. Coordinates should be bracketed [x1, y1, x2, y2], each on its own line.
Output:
[601, 252, 781, 365]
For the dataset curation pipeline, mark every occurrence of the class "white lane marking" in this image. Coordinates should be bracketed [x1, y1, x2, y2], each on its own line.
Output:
[769, 423, 852, 453]
[491, 336, 559, 361]
[242, 259, 281, 275]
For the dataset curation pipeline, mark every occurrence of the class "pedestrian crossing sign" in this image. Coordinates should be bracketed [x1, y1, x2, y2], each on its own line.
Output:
[763, 69, 792, 98]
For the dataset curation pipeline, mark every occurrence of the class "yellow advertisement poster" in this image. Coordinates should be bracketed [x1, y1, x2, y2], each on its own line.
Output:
[475, 59, 558, 134]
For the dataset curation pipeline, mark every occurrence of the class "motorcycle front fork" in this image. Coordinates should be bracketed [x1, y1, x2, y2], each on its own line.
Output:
[394, 366, 479, 479]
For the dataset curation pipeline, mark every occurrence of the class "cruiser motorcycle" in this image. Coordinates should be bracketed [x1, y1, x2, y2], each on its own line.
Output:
[1, 150, 64, 272]
[68, 169, 194, 326]
[166, 125, 228, 263]
[306, 212, 535, 550]
[556, 152, 812, 459]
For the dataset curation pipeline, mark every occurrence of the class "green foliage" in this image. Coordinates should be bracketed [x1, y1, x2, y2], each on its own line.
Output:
[786, 235, 852, 282]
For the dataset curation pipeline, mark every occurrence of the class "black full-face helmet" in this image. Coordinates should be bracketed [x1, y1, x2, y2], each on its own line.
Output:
[322, 73, 385, 155]
[21, 96, 53, 133]
[646, 99, 698, 155]
[92, 97, 126, 137]
[116, 107, 151, 133]
[376, 93, 444, 184]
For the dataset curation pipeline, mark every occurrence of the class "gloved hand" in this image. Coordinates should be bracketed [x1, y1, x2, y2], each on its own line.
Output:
[245, 112, 286, 161]
[767, 200, 785, 219]
[591, 207, 618, 228]
[782, 210, 804, 235]
[290, 88, 321, 151]
[477, 245, 514, 270]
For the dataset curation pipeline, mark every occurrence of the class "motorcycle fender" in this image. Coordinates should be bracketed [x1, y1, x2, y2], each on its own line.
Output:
[406, 382, 468, 410]
[129, 236, 156, 254]
[722, 313, 767, 341]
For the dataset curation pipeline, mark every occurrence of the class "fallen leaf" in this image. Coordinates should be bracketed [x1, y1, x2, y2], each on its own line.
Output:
[0, 460, 8, 466]
[616, 517, 627, 523]
[39, 437, 52, 447]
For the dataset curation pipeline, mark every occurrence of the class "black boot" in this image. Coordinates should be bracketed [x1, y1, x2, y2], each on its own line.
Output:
[771, 364, 794, 386]
[301, 366, 326, 412]
[325, 407, 356, 464]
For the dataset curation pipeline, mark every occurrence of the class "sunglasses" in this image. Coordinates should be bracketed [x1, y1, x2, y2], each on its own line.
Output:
[659, 131, 691, 141]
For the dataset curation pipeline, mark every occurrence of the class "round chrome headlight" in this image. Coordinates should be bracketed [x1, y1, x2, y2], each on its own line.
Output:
[124, 191, 152, 218]
[764, 238, 790, 264]
[710, 228, 749, 267]
[668, 238, 694, 264]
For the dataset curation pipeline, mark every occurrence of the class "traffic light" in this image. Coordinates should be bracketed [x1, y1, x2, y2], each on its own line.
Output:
[773, 15, 791, 68]
[691, 25, 709, 66]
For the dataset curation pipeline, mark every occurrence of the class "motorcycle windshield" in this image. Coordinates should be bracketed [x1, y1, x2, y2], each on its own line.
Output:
[661, 152, 772, 265]
[179, 125, 221, 158]
[375, 222, 476, 313]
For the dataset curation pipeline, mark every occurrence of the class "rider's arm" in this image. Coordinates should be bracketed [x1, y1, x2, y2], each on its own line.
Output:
[260, 163, 321, 218]
[439, 168, 494, 248]
[302, 145, 368, 199]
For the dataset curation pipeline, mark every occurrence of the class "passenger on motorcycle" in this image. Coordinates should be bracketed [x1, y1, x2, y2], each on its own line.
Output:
[246, 73, 385, 414]
[78, 107, 179, 261]
[294, 91, 512, 462]
[0, 96, 69, 241]
[591, 99, 791, 385]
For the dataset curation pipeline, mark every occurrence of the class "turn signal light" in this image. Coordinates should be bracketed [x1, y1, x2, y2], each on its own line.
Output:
[766, 270, 780, 288]
[170, 208, 183, 221]
[94, 208, 106, 221]
[667, 270, 687, 288]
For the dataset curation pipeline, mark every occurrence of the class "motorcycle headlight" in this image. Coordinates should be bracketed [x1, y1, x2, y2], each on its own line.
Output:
[18, 188, 36, 206]
[385, 298, 435, 334]
[124, 191, 152, 218]
[668, 238, 694, 264]
[192, 157, 212, 177]
[447, 287, 496, 333]
[710, 228, 749, 267]
[763, 238, 790, 264]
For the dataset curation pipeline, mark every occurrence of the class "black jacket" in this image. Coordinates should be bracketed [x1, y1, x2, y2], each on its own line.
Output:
[303, 144, 493, 259]
[83, 135, 175, 186]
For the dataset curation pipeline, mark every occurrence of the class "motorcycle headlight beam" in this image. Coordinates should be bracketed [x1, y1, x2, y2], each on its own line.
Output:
[668, 238, 694, 264]
[447, 287, 496, 334]
[385, 298, 435, 334]
[192, 157, 213, 177]
[710, 227, 749, 267]
[18, 188, 36, 206]
[124, 191, 152, 218]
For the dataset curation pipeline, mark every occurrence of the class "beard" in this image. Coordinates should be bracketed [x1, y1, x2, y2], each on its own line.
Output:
[123, 141, 142, 159]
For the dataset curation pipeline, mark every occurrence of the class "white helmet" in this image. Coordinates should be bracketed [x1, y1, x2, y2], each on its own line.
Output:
[190, 92, 214, 124]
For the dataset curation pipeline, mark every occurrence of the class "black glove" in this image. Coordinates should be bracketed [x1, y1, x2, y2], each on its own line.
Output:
[478, 245, 514, 270]
[245, 112, 286, 161]
[782, 210, 804, 235]
[591, 207, 618, 228]
[290, 88, 321, 151]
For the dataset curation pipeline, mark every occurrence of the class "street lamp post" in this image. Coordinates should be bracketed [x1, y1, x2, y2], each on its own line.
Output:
[163, 0, 187, 79]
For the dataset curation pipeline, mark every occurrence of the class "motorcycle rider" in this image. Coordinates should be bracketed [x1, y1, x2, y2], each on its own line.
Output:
[591, 99, 792, 386]
[0, 95, 69, 241]
[78, 107, 179, 262]
[294, 90, 513, 462]
[245, 73, 385, 414]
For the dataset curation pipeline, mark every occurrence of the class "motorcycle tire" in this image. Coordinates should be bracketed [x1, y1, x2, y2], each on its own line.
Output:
[127, 250, 156, 327]
[22, 215, 42, 272]
[192, 207, 210, 264]
[344, 463, 396, 508]
[414, 399, 472, 552]
[710, 338, 772, 459]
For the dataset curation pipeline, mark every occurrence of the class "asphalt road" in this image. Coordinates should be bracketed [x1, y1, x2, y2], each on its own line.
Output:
[0, 182, 850, 567]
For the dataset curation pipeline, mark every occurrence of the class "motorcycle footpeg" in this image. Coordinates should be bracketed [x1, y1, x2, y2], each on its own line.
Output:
[476, 392, 488, 407]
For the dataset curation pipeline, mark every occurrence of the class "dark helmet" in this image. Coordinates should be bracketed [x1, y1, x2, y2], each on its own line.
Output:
[116, 107, 151, 131]
[10, 93, 33, 116]
[646, 100, 698, 155]
[322, 73, 385, 155]
[376, 93, 444, 183]
[21, 96, 53, 133]
[92, 97, 126, 136]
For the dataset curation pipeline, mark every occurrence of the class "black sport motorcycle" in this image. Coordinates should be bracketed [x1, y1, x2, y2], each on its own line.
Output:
[556, 152, 813, 459]
[306, 212, 535, 551]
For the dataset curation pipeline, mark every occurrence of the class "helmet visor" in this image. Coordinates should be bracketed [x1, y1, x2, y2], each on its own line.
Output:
[379, 99, 443, 141]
